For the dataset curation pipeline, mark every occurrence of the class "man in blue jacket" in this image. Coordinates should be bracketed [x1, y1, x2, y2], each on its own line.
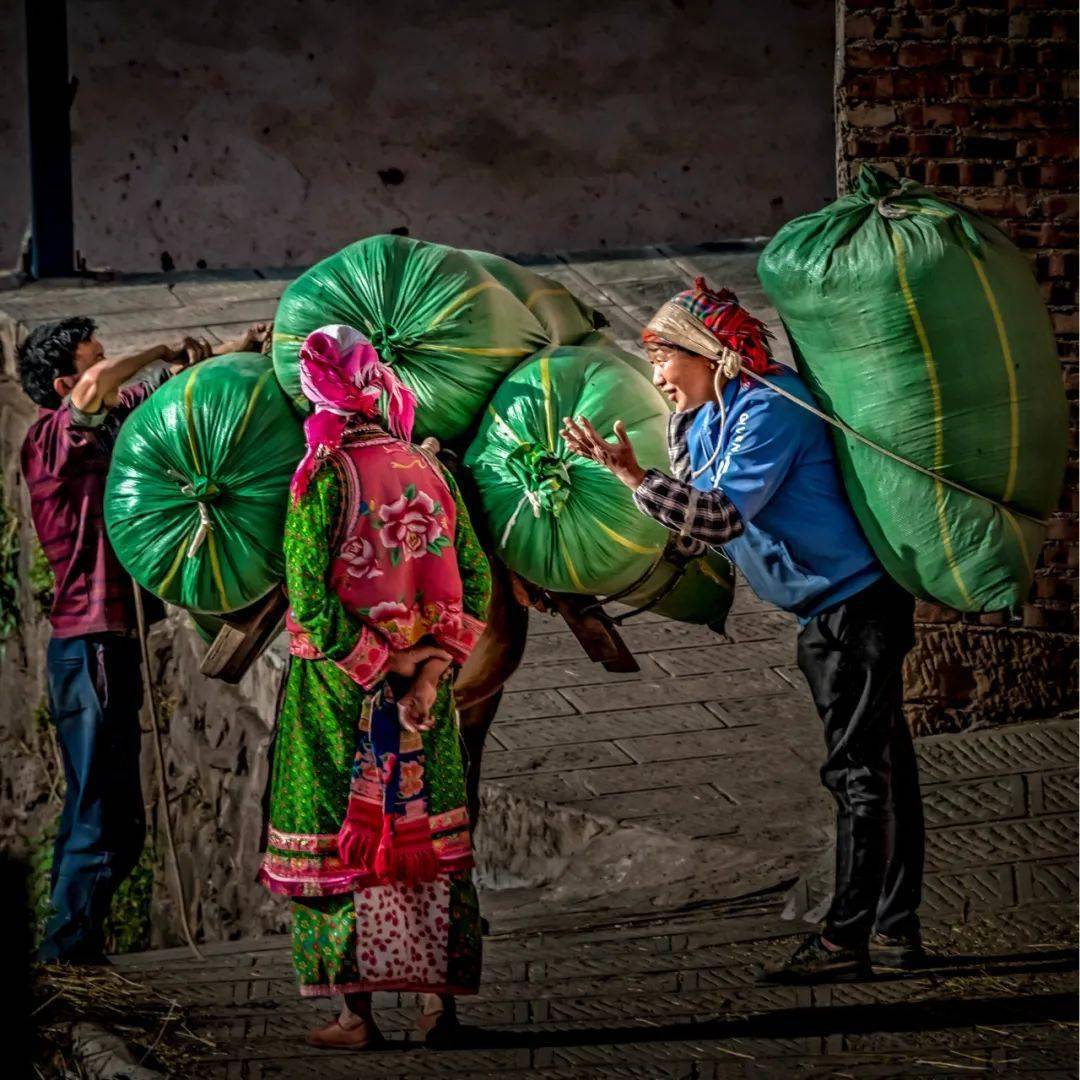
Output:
[562, 279, 924, 982]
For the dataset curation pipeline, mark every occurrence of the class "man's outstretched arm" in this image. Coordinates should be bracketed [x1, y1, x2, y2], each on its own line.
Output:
[69, 341, 177, 416]
[70, 322, 270, 416]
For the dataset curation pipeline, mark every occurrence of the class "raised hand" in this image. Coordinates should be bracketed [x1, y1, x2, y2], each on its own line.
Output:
[239, 322, 271, 353]
[561, 416, 647, 490]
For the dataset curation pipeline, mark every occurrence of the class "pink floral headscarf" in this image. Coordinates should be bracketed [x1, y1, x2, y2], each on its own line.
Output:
[290, 324, 417, 503]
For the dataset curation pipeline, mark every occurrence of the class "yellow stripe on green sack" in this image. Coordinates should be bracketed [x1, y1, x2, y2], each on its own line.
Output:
[272, 331, 304, 346]
[231, 368, 273, 450]
[413, 343, 533, 358]
[587, 514, 662, 556]
[486, 406, 527, 446]
[890, 229, 973, 608]
[558, 536, 587, 592]
[698, 559, 734, 591]
[205, 530, 230, 611]
[525, 287, 567, 311]
[966, 252, 1020, 504]
[539, 350, 556, 450]
[156, 536, 189, 596]
[184, 366, 203, 473]
[426, 281, 497, 331]
[1000, 508, 1033, 578]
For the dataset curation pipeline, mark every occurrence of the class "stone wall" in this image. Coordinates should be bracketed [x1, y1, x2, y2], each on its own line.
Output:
[0, 0, 836, 274]
[835, 0, 1078, 732]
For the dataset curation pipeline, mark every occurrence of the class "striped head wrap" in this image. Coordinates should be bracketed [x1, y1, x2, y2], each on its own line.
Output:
[642, 278, 782, 383]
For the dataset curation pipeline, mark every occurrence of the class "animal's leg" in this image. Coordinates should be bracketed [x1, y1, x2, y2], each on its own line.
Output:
[458, 689, 504, 833]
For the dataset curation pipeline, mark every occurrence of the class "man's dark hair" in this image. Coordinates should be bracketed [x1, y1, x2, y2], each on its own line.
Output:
[17, 317, 96, 408]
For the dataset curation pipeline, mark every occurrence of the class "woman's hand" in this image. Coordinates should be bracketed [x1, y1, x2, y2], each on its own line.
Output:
[385, 644, 452, 681]
[397, 658, 450, 733]
[561, 416, 647, 490]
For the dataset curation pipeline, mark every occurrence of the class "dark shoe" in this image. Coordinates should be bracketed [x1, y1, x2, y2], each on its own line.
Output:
[761, 933, 872, 984]
[414, 994, 461, 1048]
[869, 930, 926, 971]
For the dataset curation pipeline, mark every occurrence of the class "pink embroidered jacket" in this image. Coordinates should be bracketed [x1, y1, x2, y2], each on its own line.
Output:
[286, 434, 486, 687]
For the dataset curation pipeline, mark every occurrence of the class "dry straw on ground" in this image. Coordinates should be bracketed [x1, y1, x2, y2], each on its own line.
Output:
[33, 963, 214, 1077]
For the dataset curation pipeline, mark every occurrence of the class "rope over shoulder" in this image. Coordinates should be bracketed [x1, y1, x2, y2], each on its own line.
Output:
[739, 365, 1048, 528]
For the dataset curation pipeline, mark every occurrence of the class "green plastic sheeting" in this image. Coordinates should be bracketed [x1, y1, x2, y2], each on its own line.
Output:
[624, 547, 735, 633]
[105, 354, 305, 615]
[758, 166, 1068, 611]
[273, 236, 553, 443]
[574, 330, 654, 381]
[465, 250, 600, 346]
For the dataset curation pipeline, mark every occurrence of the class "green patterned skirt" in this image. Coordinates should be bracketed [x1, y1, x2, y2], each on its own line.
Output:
[261, 657, 482, 996]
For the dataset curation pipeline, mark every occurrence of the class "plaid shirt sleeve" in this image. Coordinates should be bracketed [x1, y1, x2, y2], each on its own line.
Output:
[631, 406, 743, 546]
[667, 409, 695, 482]
[633, 470, 743, 546]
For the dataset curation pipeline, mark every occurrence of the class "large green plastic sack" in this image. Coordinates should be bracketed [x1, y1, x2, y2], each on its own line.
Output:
[273, 236, 552, 442]
[465, 344, 669, 594]
[105, 355, 305, 615]
[465, 251, 601, 346]
[757, 166, 1068, 611]
[464, 342, 733, 625]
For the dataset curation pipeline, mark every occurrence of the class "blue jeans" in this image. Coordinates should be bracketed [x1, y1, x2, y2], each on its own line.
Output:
[38, 634, 145, 962]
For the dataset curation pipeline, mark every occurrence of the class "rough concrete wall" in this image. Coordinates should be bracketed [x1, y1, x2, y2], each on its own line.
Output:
[142, 616, 289, 946]
[836, 0, 1078, 733]
[0, 0, 29, 272]
[47, 0, 835, 273]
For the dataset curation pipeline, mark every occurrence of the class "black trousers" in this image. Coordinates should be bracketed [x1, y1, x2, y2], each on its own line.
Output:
[797, 576, 923, 946]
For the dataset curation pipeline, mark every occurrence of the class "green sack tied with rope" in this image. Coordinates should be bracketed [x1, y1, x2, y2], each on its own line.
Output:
[465, 344, 669, 594]
[273, 236, 552, 443]
[464, 250, 601, 346]
[757, 166, 1068, 611]
[105, 354, 305, 615]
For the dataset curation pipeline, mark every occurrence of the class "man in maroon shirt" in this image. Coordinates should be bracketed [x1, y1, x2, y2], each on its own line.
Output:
[19, 315, 267, 963]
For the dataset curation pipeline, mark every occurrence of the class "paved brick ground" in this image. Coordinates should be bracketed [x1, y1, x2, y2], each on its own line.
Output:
[5, 252, 1077, 1076]
[107, 714, 1076, 1078]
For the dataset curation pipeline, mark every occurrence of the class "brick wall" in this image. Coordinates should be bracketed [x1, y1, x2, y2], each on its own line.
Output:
[835, 0, 1078, 733]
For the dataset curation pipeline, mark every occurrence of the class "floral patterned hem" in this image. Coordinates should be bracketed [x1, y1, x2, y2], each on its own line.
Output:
[259, 863, 367, 898]
[288, 625, 390, 690]
[261, 804, 474, 897]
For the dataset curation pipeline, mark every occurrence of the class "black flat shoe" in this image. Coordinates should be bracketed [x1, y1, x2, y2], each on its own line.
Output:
[869, 930, 927, 970]
[760, 933, 872, 984]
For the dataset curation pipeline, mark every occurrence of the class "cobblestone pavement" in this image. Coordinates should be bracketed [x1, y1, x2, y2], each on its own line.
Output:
[4, 251, 1077, 1075]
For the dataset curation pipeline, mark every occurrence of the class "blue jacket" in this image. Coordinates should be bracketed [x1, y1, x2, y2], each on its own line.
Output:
[686, 370, 882, 621]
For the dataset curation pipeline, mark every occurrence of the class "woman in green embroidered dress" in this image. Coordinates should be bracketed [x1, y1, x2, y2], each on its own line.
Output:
[260, 325, 491, 1050]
